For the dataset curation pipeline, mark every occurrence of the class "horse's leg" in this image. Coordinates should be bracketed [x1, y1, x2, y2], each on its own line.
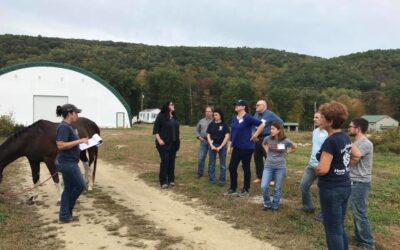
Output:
[44, 158, 62, 204]
[92, 147, 98, 184]
[80, 150, 92, 191]
[28, 159, 40, 201]
[87, 147, 97, 191]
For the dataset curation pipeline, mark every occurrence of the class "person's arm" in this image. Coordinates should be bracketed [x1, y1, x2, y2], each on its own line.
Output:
[262, 139, 269, 152]
[57, 137, 88, 150]
[350, 143, 362, 166]
[251, 123, 265, 141]
[287, 143, 297, 154]
[153, 115, 165, 145]
[207, 133, 216, 150]
[218, 133, 230, 150]
[315, 151, 333, 175]
[196, 121, 204, 141]
[155, 133, 165, 145]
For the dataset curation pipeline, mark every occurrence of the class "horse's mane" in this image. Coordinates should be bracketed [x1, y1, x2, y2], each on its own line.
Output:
[0, 120, 50, 149]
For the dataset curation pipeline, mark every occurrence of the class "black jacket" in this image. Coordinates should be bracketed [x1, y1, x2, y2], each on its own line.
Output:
[153, 113, 180, 151]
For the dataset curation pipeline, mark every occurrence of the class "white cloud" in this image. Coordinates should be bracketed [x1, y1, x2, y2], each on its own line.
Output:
[0, 0, 399, 57]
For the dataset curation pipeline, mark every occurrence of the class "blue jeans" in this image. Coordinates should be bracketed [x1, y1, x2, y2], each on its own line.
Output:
[300, 164, 318, 210]
[261, 167, 286, 209]
[208, 145, 227, 184]
[351, 182, 375, 249]
[319, 186, 351, 250]
[57, 162, 86, 221]
[197, 140, 210, 176]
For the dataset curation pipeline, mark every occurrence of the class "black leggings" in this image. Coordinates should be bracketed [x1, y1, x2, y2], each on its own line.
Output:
[228, 148, 254, 191]
[156, 143, 178, 185]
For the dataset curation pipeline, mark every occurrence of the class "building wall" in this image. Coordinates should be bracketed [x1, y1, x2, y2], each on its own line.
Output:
[376, 117, 399, 131]
[0, 66, 131, 128]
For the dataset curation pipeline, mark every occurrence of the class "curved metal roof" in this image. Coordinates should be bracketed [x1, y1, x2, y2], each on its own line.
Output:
[0, 61, 132, 124]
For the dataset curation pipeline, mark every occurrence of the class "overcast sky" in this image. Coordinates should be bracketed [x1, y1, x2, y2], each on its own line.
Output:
[1, 0, 399, 58]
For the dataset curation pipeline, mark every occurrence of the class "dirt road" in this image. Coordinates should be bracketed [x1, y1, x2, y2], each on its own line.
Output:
[21, 159, 277, 250]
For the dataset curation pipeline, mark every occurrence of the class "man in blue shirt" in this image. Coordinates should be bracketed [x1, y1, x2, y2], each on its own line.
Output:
[252, 100, 283, 183]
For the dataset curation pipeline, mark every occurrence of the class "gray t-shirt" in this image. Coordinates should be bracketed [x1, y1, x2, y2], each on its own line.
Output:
[196, 118, 212, 139]
[350, 137, 374, 182]
[263, 136, 294, 168]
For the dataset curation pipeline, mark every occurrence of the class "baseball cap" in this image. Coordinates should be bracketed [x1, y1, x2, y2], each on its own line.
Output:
[233, 99, 248, 107]
[62, 104, 82, 113]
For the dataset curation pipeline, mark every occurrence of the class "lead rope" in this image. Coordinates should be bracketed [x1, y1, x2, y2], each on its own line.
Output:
[0, 171, 59, 199]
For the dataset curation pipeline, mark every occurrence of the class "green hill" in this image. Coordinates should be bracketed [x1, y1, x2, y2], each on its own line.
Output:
[1, 34, 399, 128]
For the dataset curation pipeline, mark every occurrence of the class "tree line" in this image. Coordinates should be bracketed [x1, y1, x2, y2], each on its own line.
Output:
[1, 34, 399, 129]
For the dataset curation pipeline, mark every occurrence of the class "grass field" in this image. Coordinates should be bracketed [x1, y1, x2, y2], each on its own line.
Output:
[99, 124, 400, 250]
[0, 161, 64, 250]
[1, 124, 399, 249]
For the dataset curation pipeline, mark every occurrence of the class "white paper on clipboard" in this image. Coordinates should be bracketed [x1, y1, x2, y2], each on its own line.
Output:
[79, 133, 103, 150]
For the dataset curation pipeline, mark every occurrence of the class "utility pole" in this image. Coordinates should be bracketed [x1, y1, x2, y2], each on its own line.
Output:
[189, 83, 193, 116]
[141, 93, 144, 111]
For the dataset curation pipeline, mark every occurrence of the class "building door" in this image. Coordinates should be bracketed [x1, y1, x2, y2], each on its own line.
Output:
[33, 95, 68, 122]
[116, 112, 125, 128]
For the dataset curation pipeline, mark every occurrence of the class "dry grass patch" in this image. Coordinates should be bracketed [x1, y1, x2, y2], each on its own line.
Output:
[0, 161, 64, 250]
[86, 187, 183, 249]
[98, 125, 400, 250]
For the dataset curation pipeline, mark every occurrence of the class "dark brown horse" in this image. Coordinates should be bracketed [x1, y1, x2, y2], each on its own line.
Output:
[0, 117, 100, 202]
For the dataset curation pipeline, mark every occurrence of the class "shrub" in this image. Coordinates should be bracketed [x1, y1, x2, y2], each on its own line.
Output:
[0, 115, 15, 137]
[370, 128, 400, 154]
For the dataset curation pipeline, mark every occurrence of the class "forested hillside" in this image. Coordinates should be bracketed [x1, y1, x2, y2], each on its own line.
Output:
[1, 34, 399, 128]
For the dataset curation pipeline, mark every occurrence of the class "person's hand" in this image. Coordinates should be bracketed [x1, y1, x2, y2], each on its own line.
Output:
[158, 139, 165, 145]
[80, 137, 89, 144]
[250, 134, 258, 142]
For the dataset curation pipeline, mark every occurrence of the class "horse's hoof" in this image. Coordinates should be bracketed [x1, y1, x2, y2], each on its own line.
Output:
[88, 186, 93, 191]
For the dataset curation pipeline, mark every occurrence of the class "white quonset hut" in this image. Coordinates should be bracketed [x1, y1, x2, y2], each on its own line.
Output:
[0, 62, 132, 128]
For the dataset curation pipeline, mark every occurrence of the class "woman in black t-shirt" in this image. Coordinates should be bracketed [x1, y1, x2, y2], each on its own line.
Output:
[315, 101, 361, 250]
[206, 109, 230, 185]
[153, 101, 180, 188]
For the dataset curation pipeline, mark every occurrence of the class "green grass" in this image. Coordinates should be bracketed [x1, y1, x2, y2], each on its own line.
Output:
[129, 125, 400, 250]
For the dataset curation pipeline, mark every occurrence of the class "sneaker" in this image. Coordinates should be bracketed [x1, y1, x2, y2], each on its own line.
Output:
[218, 182, 225, 187]
[58, 219, 71, 224]
[169, 182, 175, 187]
[253, 178, 261, 183]
[161, 184, 168, 189]
[71, 216, 80, 222]
[263, 206, 271, 211]
[296, 207, 315, 214]
[357, 245, 376, 250]
[223, 189, 238, 196]
[238, 189, 250, 198]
